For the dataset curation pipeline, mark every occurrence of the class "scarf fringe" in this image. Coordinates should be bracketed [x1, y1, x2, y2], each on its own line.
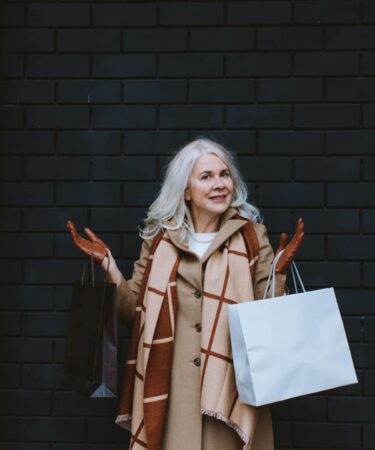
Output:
[115, 414, 132, 432]
[200, 408, 250, 450]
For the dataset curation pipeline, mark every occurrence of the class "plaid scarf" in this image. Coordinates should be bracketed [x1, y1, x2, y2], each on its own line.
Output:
[116, 217, 261, 450]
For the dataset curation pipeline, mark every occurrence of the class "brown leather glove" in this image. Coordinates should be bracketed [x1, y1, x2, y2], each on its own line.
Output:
[66, 219, 110, 265]
[275, 217, 304, 275]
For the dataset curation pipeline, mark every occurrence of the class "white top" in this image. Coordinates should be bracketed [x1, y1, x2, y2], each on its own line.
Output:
[188, 232, 218, 258]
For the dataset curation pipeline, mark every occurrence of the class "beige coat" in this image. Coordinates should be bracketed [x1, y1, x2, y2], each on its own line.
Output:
[116, 207, 286, 450]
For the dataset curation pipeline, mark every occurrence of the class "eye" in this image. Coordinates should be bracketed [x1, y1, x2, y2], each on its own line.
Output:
[201, 174, 209, 180]
[222, 171, 231, 177]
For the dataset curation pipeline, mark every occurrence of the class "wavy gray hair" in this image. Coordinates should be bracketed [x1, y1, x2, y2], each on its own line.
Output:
[139, 136, 262, 243]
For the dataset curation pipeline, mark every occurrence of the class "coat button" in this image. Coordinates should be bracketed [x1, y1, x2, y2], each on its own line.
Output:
[194, 323, 201, 332]
[194, 290, 202, 298]
[194, 357, 201, 367]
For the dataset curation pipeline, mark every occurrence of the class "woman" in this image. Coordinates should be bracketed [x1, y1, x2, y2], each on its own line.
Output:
[67, 137, 304, 450]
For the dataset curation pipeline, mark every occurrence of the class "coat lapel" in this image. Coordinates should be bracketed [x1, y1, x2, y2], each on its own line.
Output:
[164, 207, 248, 287]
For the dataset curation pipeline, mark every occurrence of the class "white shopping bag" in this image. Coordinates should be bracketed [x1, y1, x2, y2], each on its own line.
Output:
[227, 250, 358, 406]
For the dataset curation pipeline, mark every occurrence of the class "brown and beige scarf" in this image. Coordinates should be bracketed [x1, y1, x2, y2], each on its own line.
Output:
[115, 217, 262, 450]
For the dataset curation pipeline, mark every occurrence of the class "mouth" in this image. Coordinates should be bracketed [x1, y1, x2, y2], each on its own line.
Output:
[209, 194, 227, 202]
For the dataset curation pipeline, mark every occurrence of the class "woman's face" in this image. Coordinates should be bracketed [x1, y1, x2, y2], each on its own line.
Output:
[184, 153, 234, 219]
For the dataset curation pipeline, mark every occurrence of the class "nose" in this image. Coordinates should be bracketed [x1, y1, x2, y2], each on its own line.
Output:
[212, 175, 225, 189]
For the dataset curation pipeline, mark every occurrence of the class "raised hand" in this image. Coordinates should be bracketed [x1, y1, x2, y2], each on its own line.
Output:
[66, 219, 110, 265]
[274, 217, 304, 275]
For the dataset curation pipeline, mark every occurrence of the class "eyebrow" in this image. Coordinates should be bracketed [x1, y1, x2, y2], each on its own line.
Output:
[198, 169, 230, 176]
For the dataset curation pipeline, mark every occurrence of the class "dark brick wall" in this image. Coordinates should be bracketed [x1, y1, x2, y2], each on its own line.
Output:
[0, 1, 374, 449]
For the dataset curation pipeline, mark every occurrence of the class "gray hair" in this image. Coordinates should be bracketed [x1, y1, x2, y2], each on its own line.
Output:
[139, 136, 262, 243]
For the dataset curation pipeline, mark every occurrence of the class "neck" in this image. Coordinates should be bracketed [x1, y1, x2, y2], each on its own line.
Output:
[190, 210, 222, 233]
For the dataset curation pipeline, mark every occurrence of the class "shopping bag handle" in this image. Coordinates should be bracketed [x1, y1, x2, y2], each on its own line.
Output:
[262, 250, 306, 299]
[81, 241, 111, 287]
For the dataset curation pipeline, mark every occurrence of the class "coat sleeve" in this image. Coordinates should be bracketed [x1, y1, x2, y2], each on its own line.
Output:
[116, 237, 151, 326]
[253, 222, 286, 300]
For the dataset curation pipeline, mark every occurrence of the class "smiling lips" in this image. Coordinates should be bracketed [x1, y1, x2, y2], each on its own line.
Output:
[210, 194, 227, 202]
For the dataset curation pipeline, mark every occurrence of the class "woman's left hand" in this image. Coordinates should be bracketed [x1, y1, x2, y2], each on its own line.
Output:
[275, 217, 305, 274]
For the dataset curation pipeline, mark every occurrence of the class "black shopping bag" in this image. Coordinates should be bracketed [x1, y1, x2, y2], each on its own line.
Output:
[63, 252, 117, 397]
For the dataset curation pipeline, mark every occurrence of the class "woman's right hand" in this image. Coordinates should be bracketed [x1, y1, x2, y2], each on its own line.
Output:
[66, 219, 110, 265]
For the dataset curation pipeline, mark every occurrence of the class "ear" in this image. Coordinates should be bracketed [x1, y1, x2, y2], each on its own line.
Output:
[184, 188, 191, 201]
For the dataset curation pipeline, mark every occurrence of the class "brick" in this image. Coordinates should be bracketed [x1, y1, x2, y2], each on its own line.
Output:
[364, 263, 375, 287]
[328, 183, 375, 206]
[92, 106, 156, 129]
[278, 235, 324, 260]
[226, 53, 290, 76]
[0, 286, 53, 311]
[57, 131, 121, 155]
[124, 80, 186, 103]
[19, 418, 84, 442]
[0, 157, 23, 180]
[55, 286, 77, 311]
[0, 182, 53, 206]
[295, 157, 359, 180]
[364, 209, 375, 233]
[326, 130, 375, 154]
[194, 131, 256, 154]
[296, 262, 360, 287]
[122, 233, 143, 259]
[0, 55, 23, 78]
[237, 157, 291, 180]
[159, 105, 223, 129]
[92, 157, 156, 181]
[92, 208, 145, 232]
[258, 27, 322, 50]
[87, 418, 128, 443]
[258, 78, 323, 102]
[0, 390, 50, 415]
[58, 30, 120, 52]
[326, 26, 375, 49]
[0, 364, 20, 387]
[0, 417, 18, 440]
[93, 3, 157, 26]
[0, 131, 54, 155]
[123, 182, 159, 206]
[0, 4, 25, 27]
[272, 396, 326, 421]
[0, 80, 54, 104]
[190, 79, 254, 103]
[295, 1, 360, 23]
[0, 313, 21, 336]
[58, 81, 121, 104]
[160, 2, 223, 25]
[273, 421, 292, 446]
[124, 131, 188, 155]
[27, 55, 90, 78]
[53, 445, 116, 450]
[364, 371, 375, 394]
[56, 183, 121, 206]
[26, 157, 89, 180]
[294, 105, 359, 128]
[23, 260, 86, 285]
[328, 236, 375, 260]
[364, 159, 375, 180]
[190, 28, 254, 51]
[0, 234, 53, 258]
[350, 343, 375, 368]
[294, 423, 361, 447]
[24, 207, 86, 232]
[364, 104, 375, 126]
[259, 209, 291, 232]
[159, 54, 223, 77]
[291, 209, 359, 233]
[258, 131, 323, 155]
[0, 208, 21, 231]
[227, 105, 290, 128]
[0, 339, 52, 363]
[53, 392, 115, 416]
[364, 318, 375, 341]
[23, 313, 69, 337]
[342, 317, 362, 342]
[294, 52, 359, 76]
[28, 4, 90, 27]
[53, 339, 66, 363]
[364, 424, 375, 449]
[363, 51, 375, 74]
[93, 55, 156, 78]
[0, 29, 54, 52]
[259, 183, 323, 207]
[124, 29, 186, 52]
[0, 106, 23, 129]
[0, 260, 21, 283]
[228, 1, 290, 24]
[335, 289, 375, 315]
[21, 364, 63, 389]
[26, 106, 89, 129]
[326, 78, 375, 101]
